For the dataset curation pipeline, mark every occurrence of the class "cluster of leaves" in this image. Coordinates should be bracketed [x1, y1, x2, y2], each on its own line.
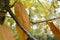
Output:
[4, 0, 60, 40]
[20, 0, 60, 40]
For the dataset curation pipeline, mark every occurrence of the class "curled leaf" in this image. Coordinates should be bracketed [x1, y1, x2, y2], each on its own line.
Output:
[0, 24, 15, 40]
[48, 22, 60, 40]
[14, 2, 30, 40]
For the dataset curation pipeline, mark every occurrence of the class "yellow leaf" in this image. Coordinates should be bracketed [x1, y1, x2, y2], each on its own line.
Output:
[48, 22, 60, 40]
[14, 2, 30, 40]
[0, 24, 15, 40]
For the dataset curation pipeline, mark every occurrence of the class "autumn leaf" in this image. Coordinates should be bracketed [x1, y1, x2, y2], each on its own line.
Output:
[0, 24, 15, 40]
[48, 22, 60, 40]
[14, 2, 30, 40]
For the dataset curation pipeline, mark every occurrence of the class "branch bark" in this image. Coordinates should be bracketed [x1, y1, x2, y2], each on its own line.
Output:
[31, 17, 60, 24]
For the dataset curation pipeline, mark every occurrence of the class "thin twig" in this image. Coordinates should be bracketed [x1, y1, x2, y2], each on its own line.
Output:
[31, 17, 60, 24]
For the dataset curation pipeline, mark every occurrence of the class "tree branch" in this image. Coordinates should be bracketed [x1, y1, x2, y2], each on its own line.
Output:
[31, 17, 60, 24]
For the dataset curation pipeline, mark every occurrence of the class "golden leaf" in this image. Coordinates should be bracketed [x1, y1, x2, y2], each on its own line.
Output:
[48, 22, 60, 40]
[0, 24, 15, 40]
[14, 2, 30, 40]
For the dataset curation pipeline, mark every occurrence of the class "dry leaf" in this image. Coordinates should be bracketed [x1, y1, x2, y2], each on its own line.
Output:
[48, 22, 60, 40]
[14, 2, 30, 40]
[0, 24, 16, 40]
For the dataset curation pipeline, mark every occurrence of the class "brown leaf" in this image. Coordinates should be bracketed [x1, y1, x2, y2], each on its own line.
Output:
[48, 22, 60, 40]
[0, 24, 16, 40]
[14, 2, 30, 40]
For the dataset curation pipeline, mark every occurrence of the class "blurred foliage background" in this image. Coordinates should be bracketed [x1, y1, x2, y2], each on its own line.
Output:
[4, 0, 60, 40]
